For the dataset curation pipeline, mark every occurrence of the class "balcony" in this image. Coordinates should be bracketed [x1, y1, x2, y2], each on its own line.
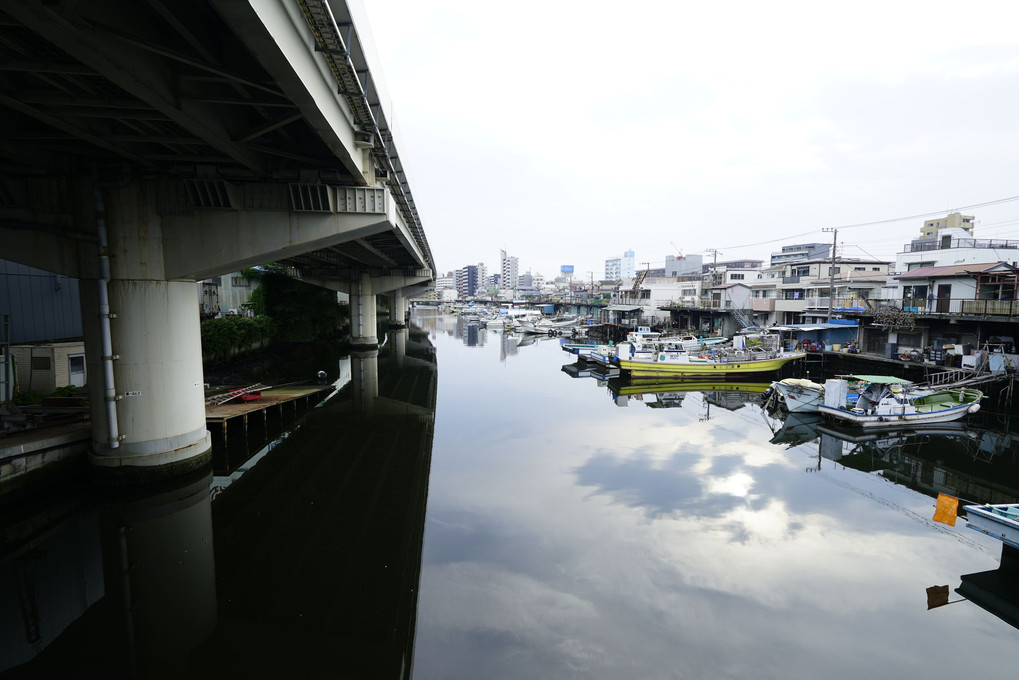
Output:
[902, 238, 1019, 253]
[751, 299, 775, 312]
[850, 297, 1019, 318]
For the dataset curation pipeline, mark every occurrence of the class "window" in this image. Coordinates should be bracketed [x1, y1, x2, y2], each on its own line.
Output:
[231, 277, 249, 287]
[793, 266, 810, 277]
[898, 332, 922, 347]
[827, 266, 841, 275]
[730, 273, 744, 280]
[854, 267, 865, 271]
[31, 356, 51, 371]
[872, 267, 880, 271]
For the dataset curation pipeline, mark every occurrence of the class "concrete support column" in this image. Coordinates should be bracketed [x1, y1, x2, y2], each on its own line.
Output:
[81, 279, 211, 476]
[79, 179, 210, 480]
[349, 271, 378, 348]
[389, 290, 408, 328]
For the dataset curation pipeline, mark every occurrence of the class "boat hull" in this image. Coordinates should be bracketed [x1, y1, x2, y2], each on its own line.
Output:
[771, 378, 824, 413]
[817, 400, 980, 428]
[964, 504, 1019, 549]
[617, 353, 804, 378]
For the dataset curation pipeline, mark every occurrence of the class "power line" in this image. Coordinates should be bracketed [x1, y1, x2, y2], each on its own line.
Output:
[720, 193, 1019, 251]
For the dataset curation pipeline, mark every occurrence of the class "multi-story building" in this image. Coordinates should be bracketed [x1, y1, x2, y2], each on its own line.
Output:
[500, 250, 519, 291]
[455, 265, 479, 299]
[605, 250, 636, 280]
[749, 257, 890, 326]
[770, 243, 830, 267]
[919, 212, 974, 239]
[664, 254, 703, 276]
[435, 272, 456, 292]
[850, 215, 1019, 357]
[605, 257, 621, 280]
[477, 262, 488, 292]
[620, 250, 635, 278]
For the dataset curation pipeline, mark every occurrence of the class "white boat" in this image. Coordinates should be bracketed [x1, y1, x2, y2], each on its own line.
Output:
[579, 327, 663, 365]
[659, 334, 729, 352]
[817, 382, 983, 428]
[500, 308, 543, 333]
[769, 378, 827, 412]
[534, 315, 580, 334]
[964, 503, 1019, 549]
[769, 374, 915, 414]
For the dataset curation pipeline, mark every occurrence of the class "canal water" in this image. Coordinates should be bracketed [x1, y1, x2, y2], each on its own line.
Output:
[2, 308, 1019, 678]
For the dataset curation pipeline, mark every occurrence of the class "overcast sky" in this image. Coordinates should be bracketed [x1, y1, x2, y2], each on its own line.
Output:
[359, 0, 1019, 279]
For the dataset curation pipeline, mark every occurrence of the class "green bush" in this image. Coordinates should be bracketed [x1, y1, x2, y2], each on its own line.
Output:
[13, 390, 44, 405]
[201, 315, 276, 363]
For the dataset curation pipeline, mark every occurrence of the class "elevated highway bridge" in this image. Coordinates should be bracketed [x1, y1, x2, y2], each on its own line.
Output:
[0, 0, 434, 478]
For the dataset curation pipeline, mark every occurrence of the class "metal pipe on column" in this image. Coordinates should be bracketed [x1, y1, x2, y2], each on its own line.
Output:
[92, 167, 121, 449]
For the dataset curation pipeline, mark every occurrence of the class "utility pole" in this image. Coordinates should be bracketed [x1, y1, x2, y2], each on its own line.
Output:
[822, 228, 838, 321]
[705, 249, 720, 286]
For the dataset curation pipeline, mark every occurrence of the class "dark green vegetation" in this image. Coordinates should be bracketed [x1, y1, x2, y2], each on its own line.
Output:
[201, 269, 349, 365]
[12, 384, 83, 405]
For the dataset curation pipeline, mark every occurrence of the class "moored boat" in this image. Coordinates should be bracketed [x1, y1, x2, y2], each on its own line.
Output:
[817, 382, 983, 428]
[615, 341, 804, 378]
[769, 374, 916, 413]
[964, 503, 1019, 549]
[769, 378, 826, 412]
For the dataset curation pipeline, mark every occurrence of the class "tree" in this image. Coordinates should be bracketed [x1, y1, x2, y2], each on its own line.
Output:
[246, 270, 346, 341]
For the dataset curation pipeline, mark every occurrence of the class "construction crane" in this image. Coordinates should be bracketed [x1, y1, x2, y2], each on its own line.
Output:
[670, 241, 685, 259]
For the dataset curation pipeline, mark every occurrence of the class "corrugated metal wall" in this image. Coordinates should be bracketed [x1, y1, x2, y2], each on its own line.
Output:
[0, 259, 83, 343]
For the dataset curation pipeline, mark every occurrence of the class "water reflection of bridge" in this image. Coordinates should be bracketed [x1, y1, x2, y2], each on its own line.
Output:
[0, 327, 436, 676]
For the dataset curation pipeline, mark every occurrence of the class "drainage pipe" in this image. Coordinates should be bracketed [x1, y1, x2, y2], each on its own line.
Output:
[91, 167, 120, 449]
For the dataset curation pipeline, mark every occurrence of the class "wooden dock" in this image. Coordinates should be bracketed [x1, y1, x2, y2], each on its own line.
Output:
[206, 385, 334, 455]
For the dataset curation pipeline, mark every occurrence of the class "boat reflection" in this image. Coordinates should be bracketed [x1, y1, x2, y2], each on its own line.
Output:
[956, 544, 1019, 630]
[767, 411, 824, 447]
[560, 359, 619, 385]
[605, 377, 770, 409]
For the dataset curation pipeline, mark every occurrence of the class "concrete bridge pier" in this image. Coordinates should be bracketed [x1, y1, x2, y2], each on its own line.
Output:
[81, 281, 211, 477]
[304, 271, 432, 350]
[80, 180, 211, 480]
[349, 272, 379, 349]
[389, 290, 409, 328]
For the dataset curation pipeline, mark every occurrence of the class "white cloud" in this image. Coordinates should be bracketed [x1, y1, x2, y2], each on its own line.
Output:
[362, 0, 1019, 276]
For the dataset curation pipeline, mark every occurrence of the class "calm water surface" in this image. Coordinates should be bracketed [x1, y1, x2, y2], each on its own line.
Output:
[3, 309, 1019, 678]
[414, 310, 1019, 679]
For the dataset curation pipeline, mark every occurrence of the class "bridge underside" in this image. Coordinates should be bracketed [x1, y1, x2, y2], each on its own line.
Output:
[0, 1, 434, 480]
